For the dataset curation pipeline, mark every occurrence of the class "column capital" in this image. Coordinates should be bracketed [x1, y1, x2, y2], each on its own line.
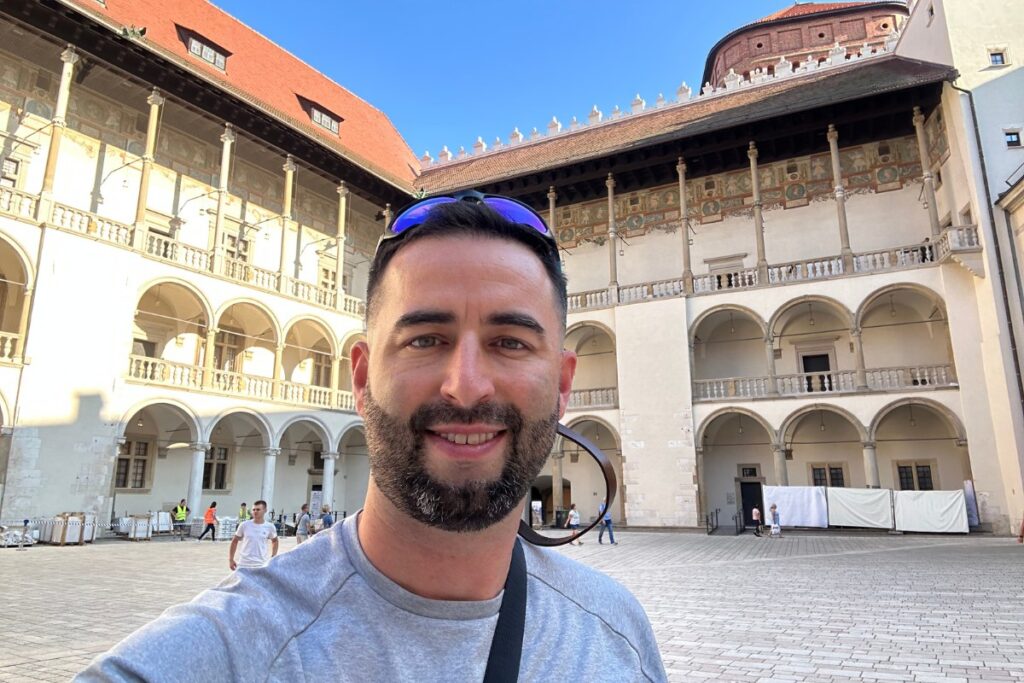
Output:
[116, 436, 128, 447]
[861, 440, 877, 449]
[827, 124, 838, 143]
[912, 106, 925, 126]
[676, 157, 687, 176]
[60, 44, 80, 66]
[547, 185, 557, 202]
[0, 426, 14, 437]
[850, 325, 862, 337]
[220, 123, 236, 145]
[189, 441, 211, 451]
[605, 173, 615, 190]
[322, 451, 340, 460]
[747, 141, 758, 160]
[147, 88, 166, 107]
[263, 447, 281, 458]
[283, 154, 296, 174]
[336, 180, 349, 197]
[383, 203, 392, 224]
[955, 438, 968, 448]
[769, 442, 784, 454]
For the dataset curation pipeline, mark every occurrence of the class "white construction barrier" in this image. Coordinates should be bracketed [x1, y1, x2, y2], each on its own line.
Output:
[827, 488, 894, 529]
[762, 486, 828, 528]
[127, 515, 152, 540]
[894, 490, 969, 533]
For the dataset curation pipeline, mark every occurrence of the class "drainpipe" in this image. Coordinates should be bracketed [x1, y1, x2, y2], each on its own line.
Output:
[950, 82, 1024, 426]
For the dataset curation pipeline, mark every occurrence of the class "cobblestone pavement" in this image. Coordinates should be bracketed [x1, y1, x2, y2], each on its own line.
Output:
[1, 530, 1021, 682]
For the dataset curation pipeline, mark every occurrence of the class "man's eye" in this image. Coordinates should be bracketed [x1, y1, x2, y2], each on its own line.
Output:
[409, 336, 440, 349]
[497, 338, 527, 351]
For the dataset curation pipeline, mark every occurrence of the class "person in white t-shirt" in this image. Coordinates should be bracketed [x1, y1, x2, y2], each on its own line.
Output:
[563, 503, 583, 546]
[229, 500, 279, 570]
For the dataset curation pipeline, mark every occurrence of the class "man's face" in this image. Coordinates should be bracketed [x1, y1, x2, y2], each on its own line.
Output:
[252, 504, 266, 523]
[352, 235, 576, 532]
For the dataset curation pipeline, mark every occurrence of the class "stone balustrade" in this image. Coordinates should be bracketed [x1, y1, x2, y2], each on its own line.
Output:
[0, 332, 21, 363]
[287, 277, 337, 308]
[866, 364, 956, 390]
[935, 225, 980, 260]
[568, 288, 612, 312]
[567, 387, 618, 410]
[619, 278, 684, 304]
[693, 376, 772, 401]
[768, 256, 844, 284]
[145, 233, 213, 270]
[51, 202, 133, 245]
[221, 256, 280, 291]
[693, 268, 758, 294]
[0, 186, 37, 220]
[127, 354, 358, 411]
[775, 370, 858, 395]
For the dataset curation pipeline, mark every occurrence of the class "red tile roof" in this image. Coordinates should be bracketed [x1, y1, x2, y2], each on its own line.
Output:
[754, 2, 877, 24]
[61, 0, 418, 191]
[418, 55, 952, 193]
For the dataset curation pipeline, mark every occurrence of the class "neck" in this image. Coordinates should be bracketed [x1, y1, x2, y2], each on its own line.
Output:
[357, 483, 522, 601]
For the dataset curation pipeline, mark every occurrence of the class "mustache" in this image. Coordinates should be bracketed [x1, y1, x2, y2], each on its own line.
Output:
[408, 401, 523, 434]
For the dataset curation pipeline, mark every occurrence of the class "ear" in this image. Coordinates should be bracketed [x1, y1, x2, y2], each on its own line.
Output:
[351, 340, 370, 416]
[556, 349, 577, 419]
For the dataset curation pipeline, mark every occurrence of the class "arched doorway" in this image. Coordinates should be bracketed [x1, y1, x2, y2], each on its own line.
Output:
[697, 409, 776, 527]
[116, 401, 201, 517]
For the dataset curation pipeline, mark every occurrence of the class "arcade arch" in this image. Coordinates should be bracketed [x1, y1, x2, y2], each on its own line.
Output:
[871, 399, 970, 491]
[564, 323, 617, 409]
[131, 282, 210, 375]
[770, 296, 855, 394]
[780, 404, 867, 488]
[0, 235, 31, 362]
[697, 408, 777, 528]
[691, 306, 770, 398]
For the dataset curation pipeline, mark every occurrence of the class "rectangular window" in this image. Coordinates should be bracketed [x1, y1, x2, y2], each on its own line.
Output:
[811, 463, 845, 487]
[203, 446, 229, 490]
[812, 467, 827, 487]
[915, 465, 934, 491]
[898, 465, 915, 491]
[1006, 131, 1022, 148]
[312, 351, 331, 388]
[188, 37, 227, 71]
[990, 51, 1006, 66]
[898, 462, 935, 490]
[311, 107, 340, 135]
[214, 329, 243, 373]
[222, 233, 250, 262]
[116, 440, 150, 489]
[828, 466, 845, 488]
[1, 158, 19, 188]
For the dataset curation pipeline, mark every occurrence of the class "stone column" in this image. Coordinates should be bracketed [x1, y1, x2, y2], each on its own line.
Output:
[133, 88, 165, 247]
[677, 157, 693, 293]
[201, 327, 217, 389]
[261, 447, 280, 511]
[0, 427, 12, 517]
[187, 442, 210, 521]
[605, 174, 619, 293]
[771, 443, 789, 486]
[321, 451, 339, 512]
[861, 441, 880, 488]
[383, 203, 392, 228]
[551, 449, 564, 522]
[827, 125, 854, 270]
[37, 45, 80, 220]
[277, 155, 296, 293]
[329, 353, 341, 408]
[334, 182, 349, 308]
[546, 186, 558, 263]
[211, 123, 236, 270]
[103, 437, 127, 523]
[851, 327, 868, 390]
[694, 445, 706, 522]
[748, 142, 768, 281]
[912, 107, 941, 237]
[12, 286, 33, 364]
[273, 342, 285, 399]
[764, 335, 779, 395]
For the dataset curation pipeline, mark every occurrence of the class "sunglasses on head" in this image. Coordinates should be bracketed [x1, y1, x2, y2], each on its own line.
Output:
[378, 190, 557, 254]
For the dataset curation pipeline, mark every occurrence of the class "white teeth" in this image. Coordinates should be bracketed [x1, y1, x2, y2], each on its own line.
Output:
[438, 432, 497, 445]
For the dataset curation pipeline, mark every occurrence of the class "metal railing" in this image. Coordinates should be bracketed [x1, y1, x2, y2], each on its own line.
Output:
[705, 508, 720, 535]
[733, 512, 744, 535]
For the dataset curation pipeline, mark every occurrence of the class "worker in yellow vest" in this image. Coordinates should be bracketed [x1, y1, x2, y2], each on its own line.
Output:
[238, 502, 251, 522]
[172, 499, 189, 541]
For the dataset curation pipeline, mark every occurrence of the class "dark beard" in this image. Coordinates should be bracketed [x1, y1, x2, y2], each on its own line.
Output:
[362, 388, 558, 532]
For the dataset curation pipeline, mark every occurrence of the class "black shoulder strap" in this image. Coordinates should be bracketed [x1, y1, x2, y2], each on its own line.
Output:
[482, 538, 527, 683]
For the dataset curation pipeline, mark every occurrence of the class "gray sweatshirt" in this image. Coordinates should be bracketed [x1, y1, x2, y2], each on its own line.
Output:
[78, 514, 666, 682]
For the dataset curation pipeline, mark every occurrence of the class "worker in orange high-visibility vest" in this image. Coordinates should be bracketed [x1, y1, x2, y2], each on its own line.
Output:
[196, 502, 218, 542]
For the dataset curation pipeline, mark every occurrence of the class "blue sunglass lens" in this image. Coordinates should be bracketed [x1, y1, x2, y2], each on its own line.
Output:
[390, 197, 455, 234]
[483, 197, 550, 236]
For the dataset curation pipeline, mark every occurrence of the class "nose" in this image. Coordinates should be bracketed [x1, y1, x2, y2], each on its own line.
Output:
[439, 335, 495, 408]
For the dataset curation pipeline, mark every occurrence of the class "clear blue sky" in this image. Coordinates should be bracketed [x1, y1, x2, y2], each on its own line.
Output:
[213, 1, 780, 157]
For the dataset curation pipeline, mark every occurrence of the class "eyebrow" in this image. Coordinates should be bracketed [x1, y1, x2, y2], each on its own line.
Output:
[393, 309, 546, 337]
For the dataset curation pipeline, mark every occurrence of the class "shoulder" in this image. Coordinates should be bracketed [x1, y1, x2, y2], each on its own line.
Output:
[522, 544, 663, 679]
[79, 524, 356, 680]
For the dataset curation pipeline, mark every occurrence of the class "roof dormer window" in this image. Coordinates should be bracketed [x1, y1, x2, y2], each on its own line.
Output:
[188, 36, 227, 70]
[312, 107, 340, 134]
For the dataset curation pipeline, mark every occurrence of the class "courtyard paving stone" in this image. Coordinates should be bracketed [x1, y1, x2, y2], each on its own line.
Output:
[0, 531, 1021, 681]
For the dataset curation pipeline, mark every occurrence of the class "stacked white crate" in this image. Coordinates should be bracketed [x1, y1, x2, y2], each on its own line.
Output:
[127, 515, 152, 540]
[149, 511, 173, 533]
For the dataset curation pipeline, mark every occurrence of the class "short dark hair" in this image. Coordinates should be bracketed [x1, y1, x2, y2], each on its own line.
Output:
[301, 503, 309, 511]
[366, 201, 567, 328]
[253, 500, 267, 508]
[210, 501, 217, 508]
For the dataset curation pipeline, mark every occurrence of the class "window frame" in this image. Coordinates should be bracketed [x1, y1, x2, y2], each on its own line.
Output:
[894, 459, 939, 491]
[115, 439, 152, 491]
[203, 445, 231, 491]
[808, 462, 848, 487]
[311, 107, 340, 135]
[187, 36, 227, 71]
[1005, 130, 1022, 149]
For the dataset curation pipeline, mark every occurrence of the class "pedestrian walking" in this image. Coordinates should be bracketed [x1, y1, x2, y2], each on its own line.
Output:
[752, 505, 762, 537]
[196, 502, 218, 542]
[564, 503, 583, 545]
[229, 500, 279, 570]
[320, 504, 334, 530]
[769, 503, 781, 538]
[172, 499, 190, 541]
[238, 502, 251, 522]
[597, 501, 617, 545]
[295, 504, 312, 544]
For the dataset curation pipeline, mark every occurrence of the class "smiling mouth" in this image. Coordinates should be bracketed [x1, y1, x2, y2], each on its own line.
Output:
[431, 431, 503, 446]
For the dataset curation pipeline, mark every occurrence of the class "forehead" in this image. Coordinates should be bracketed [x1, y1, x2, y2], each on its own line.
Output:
[372, 235, 558, 326]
